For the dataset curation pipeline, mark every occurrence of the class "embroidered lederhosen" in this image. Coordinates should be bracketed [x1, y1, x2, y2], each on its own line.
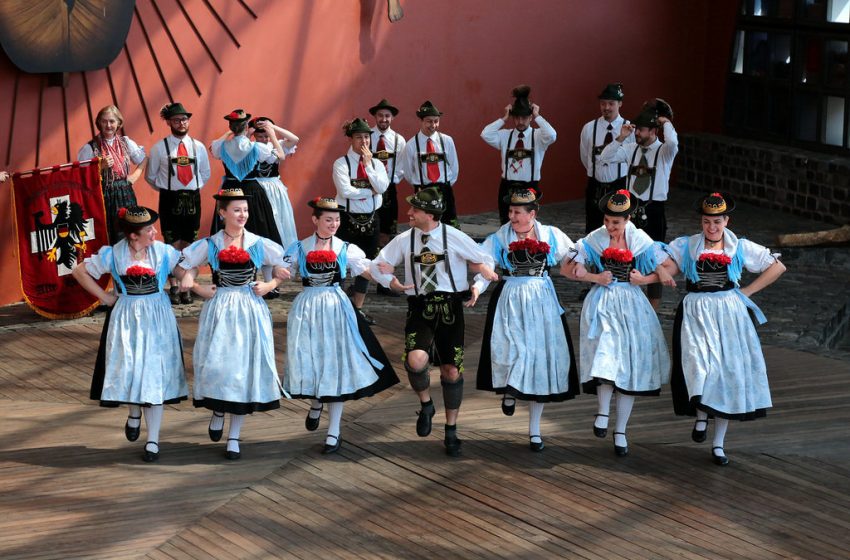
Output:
[342, 155, 379, 237]
[414, 133, 457, 225]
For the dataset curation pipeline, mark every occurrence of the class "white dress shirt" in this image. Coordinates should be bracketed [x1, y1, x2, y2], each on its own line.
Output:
[400, 131, 459, 186]
[598, 121, 679, 201]
[145, 134, 211, 191]
[370, 127, 406, 185]
[480, 116, 557, 181]
[332, 148, 390, 214]
[579, 115, 635, 183]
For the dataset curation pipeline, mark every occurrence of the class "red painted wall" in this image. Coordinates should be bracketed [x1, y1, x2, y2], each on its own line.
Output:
[0, 0, 738, 306]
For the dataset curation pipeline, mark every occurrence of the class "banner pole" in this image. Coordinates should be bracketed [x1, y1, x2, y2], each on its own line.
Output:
[12, 158, 100, 179]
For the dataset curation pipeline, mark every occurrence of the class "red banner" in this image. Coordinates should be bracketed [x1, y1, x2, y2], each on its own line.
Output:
[11, 160, 109, 319]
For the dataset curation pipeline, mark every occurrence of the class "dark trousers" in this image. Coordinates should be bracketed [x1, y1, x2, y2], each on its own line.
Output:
[639, 200, 667, 299]
[338, 212, 380, 294]
[498, 179, 540, 224]
[584, 176, 626, 233]
[377, 183, 398, 236]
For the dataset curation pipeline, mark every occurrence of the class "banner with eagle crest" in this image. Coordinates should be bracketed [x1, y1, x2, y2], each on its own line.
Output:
[11, 159, 109, 319]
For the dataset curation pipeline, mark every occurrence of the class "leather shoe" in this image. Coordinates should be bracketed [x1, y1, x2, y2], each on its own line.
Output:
[416, 402, 436, 437]
[529, 436, 545, 452]
[305, 404, 323, 431]
[501, 395, 515, 416]
[712, 447, 729, 466]
[125, 416, 141, 442]
[169, 286, 180, 305]
[322, 435, 341, 455]
[692, 418, 708, 443]
[355, 308, 375, 325]
[613, 431, 628, 457]
[593, 414, 608, 438]
[444, 428, 462, 457]
[208, 411, 224, 442]
[142, 442, 159, 463]
[179, 290, 193, 305]
[225, 438, 241, 460]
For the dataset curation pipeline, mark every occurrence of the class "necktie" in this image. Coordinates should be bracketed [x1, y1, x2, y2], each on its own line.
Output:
[419, 234, 437, 293]
[603, 124, 613, 146]
[426, 138, 440, 183]
[632, 147, 651, 195]
[176, 141, 193, 186]
[510, 131, 525, 174]
[357, 156, 368, 180]
[376, 135, 389, 169]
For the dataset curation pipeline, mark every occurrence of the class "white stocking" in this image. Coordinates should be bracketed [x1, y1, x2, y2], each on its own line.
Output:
[614, 393, 635, 447]
[713, 418, 730, 456]
[595, 384, 614, 429]
[227, 414, 246, 453]
[143, 406, 163, 452]
[127, 404, 142, 428]
[326, 402, 344, 446]
[528, 402, 544, 443]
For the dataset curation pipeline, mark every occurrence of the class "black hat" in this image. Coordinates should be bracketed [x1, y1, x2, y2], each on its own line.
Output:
[695, 192, 735, 216]
[248, 116, 275, 129]
[344, 118, 372, 137]
[416, 100, 442, 118]
[213, 187, 252, 201]
[632, 106, 659, 129]
[117, 205, 158, 227]
[598, 83, 624, 101]
[598, 189, 638, 216]
[509, 85, 533, 117]
[406, 186, 444, 216]
[308, 196, 347, 213]
[160, 102, 192, 119]
[224, 109, 251, 123]
[503, 187, 542, 205]
[643, 98, 674, 120]
[369, 99, 399, 116]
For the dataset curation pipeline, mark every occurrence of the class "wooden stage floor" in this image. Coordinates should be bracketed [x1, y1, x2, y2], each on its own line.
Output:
[1, 311, 849, 559]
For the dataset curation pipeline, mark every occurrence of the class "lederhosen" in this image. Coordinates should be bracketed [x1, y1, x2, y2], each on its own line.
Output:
[88, 137, 138, 244]
[628, 145, 665, 242]
[497, 129, 539, 225]
[585, 120, 627, 234]
[340, 155, 381, 258]
[413, 133, 457, 227]
[404, 226, 466, 369]
[210, 155, 282, 245]
[375, 134, 400, 236]
[159, 137, 201, 244]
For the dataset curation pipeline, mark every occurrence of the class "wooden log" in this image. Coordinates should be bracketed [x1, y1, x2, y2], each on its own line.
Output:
[776, 225, 850, 247]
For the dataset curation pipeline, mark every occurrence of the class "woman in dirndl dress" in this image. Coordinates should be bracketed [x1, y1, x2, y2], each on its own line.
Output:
[72, 206, 188, 463]
[179, 187, 288, 460]
[663, 192, 785, 466]
[471, 189, 579, 452]
[278, 196, 398, 454]
[250, 116, 299, 248]
[77, 105, 146, 244]
[564, 189, 673, 457]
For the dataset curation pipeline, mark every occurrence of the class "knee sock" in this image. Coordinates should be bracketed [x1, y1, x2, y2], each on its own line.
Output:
[595, 384, 614, 429]
[528, 402, 544, 443]
[308, 399, 323, 420]
[209, 410, 225, 431]
[614, 393, 635, 447]
[127, 404, 142, 428]
[143, 406, 163, 452]
[227, 414, 246, 453]
[326, 402, 344, 445]
[713, 418, 730, 456]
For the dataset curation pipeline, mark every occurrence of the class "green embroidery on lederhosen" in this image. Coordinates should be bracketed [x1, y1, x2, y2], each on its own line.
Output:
[402, 332, 417, 362]
[453, 346, 464, 373]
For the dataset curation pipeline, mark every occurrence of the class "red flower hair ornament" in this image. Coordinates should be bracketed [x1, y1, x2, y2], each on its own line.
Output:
[117, 207, 128, 219]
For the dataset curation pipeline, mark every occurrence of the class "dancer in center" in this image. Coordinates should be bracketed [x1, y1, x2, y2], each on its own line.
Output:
[278, 197, 399, 454]
[564, 189, 672, 456]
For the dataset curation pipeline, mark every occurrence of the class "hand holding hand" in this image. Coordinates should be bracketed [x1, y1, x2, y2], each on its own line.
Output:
[464, 286, 479, 308]
[389, 277, 413, 293]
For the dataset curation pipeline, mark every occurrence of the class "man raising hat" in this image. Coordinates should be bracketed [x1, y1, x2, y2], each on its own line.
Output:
[400, 100, 460, 227]
[481, 85, 557, 224]
[370, 187, 497, 457]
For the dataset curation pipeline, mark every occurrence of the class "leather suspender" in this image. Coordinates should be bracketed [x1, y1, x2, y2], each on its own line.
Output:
[408, 225, 456, 296]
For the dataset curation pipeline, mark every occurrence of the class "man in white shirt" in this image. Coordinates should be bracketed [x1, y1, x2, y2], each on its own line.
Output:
[599, 101, 679, 308]
[400, 101, 460, 227]
[369, 99, 406, 246]
[145, 102, 211, 304]
[580, 83, 634, 233]
[332, 117, 389, 323]
[370, 187, 497, 457]
[481, 85, 557, 224]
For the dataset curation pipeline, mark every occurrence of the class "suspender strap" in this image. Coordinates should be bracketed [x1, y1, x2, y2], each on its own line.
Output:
[342, 155, 375, 213]
[391, 134, 398, 180]
[165, 137, 173, 191]
[165, 137, 200, 191]
[443, 224, 457, 292]
[504, 130, 513, 179]
[438, 133, 449, 183]
[628, 144, 663, 201]
[409, 230, 419, 296]
[504, 128, 538, 182]
[591, 120, 598, 178]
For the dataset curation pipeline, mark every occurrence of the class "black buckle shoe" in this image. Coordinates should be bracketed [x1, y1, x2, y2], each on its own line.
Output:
[501, 395, 516, 416]
[169, 286, 180, 305]
[208, 411, 225, 442]
[125, 415, 141, 442]
[613, 431, 628, 457]
[305, 404, 323, 432]
[142, 442, 159, 463]
[692, 418, 708, 443]
[712, 446, 729, 466]
[180, 290, 194, 305]
[593, 414, 609, 438]
[322, 435, 341, 455]
[444, 427, 462, 457]
[225, 438, 241, 460]
[529, 435, 545, 453]
[355, 308, 376, 325]
[416, 402, 436, 437]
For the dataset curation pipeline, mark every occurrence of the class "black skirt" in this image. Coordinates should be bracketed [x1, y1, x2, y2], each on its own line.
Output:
[210, 179, 282, 245]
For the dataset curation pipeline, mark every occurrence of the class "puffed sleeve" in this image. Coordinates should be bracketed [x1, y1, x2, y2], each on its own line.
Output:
[179, 238, 210, 269]
[666, 236, 688, 268]
[345, 243, 370, 276]
[369, 234, 405, 288]
[262, 238, 287, 266]
[124, 137, 146, 164]
[652, 242, 670, 264]
[255, 141, 277, 164]
[550, 227, 575, 264]
[471, 234, 497, 294]
[162, 243, 182, 273]
[739, 239, 778, 273]
[570, 239, 588, 265]
[83, 245, 114, 279]
[77, 143, 95, 162]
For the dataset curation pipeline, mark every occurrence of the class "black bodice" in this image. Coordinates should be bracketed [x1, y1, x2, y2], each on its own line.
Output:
[302, 261, 343, 287]
[213, 260, 257, 287]
[119, 274, 159, 295]
[602, 258, 634, 283]
[686, 260, 735, 293]
[504, 250, 549, 277]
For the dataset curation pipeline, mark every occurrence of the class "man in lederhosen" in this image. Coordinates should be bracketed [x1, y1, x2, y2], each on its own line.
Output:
[368, 99, 407, 297]
[370, 187, 497, 457]
[145, 102, 211, 304]
[332, 117, 389, 324]
[400, 100, 460, 227]
[580, 83, 634, 233]
[481, 85, 557, 224]
[599, 103, 679, 309]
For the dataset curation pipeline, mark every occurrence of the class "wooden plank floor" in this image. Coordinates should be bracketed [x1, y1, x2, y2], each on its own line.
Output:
[1, 311, 849, 559]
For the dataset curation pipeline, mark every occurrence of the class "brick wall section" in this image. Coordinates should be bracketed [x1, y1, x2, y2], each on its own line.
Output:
[678, 133, 850, 225]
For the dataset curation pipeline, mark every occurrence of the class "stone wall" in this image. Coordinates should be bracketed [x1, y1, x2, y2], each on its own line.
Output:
[677, 134, 850, 225]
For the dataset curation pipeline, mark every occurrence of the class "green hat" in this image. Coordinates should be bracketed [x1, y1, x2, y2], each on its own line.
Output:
[224, 109, 251, 123]
[344, 117, 372, 136]
[117, 205, 159, 227]
[406, 186, 445, 216]
[694, 192, 735, 216]
[509, 85, 533, 117]
[416, 100, 442, 118]
[632, 106, 659, 129]
[160, 102, 192, 119]
[598, 189, 638, 217]
[598, 83, 624, 101]
[369, 99, 399, 116]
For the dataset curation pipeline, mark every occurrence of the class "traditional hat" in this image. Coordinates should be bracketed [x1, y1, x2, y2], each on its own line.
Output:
[344, 117, 372, 136]
[117, 205, 158, 227]
[224, 109, 251, 123]
[307, 196, 347, 213]
[503, 188, 542, 205]
[598, 83, 624, 101]
[509, 85, 533, 117]
[369, 99, 399, 116]
[694, 192, 735, 216]
[598, 189, 638, 216]
[248, 116, 275, 129]
[160, 102, 192, 119]
[643, 98, 674, 120]
[416, 100, 442, 118]
[406, 186, 445, 215]
[632, 106, 659, 129]
[213, 187, 252, 200]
